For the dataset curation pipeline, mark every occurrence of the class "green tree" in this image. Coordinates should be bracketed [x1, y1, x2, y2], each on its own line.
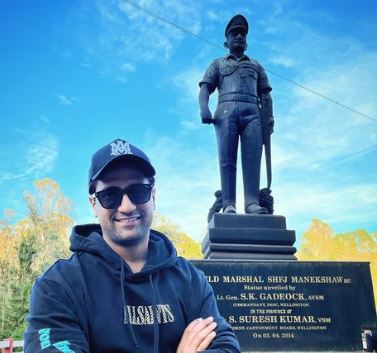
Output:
[152, 214, 203, 259]
[0, 211, 19, 337]
[23, 178, 72, 273]
[297, 219, 377, 309]
[0, 178, 73, 339]
[2, 233, 38, 338]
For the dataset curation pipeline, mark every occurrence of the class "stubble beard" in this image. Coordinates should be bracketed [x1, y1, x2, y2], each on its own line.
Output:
[110, 226, 149, 247]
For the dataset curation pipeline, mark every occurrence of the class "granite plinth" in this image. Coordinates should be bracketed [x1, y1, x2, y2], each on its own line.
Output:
[202, 243, 297, 261]
[191, 260, 377, 352]
[203, 213, 296, 260]
[205, 252, 297, 260]
[203, 228, 296, 246]
[203, 243, 297, 254]
[209, 213, 287, 229]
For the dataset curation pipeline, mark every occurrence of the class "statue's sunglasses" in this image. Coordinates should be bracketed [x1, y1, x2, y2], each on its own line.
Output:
[92, 184, 153, 209]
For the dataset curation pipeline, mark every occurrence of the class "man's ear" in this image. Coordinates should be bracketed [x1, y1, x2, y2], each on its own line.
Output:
[224, 41, 228, 49]
[89, 195, 97, 217]
[152, 187, 156, 210]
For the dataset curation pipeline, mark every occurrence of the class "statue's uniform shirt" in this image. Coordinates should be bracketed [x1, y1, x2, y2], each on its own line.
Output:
[199, 55, 272, 209]
[199, 55, 271, 100]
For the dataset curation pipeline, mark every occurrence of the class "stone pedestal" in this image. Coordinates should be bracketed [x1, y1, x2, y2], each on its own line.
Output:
[192, 260, 377, 352]
[202, 213, 296, 260]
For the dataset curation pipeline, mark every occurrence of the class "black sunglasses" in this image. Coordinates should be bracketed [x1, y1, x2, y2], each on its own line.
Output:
[92, 183, 153, 209]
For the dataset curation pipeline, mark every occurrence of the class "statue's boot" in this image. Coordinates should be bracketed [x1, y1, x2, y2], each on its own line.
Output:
[245, 203, 267, 214]
[224, 205, 237, 213]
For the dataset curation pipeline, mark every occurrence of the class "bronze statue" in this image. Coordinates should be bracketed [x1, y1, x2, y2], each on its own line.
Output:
[199, 14, 274, 215]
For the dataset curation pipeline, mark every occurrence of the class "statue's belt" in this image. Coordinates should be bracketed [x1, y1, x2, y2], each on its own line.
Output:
[218, 93, 258, 104]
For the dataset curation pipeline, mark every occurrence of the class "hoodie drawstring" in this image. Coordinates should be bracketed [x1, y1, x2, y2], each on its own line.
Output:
[121, 260, 139, 349]
[149, 274, 160, 353]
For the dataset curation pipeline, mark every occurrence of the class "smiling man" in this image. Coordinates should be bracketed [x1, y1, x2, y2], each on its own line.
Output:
[24, 139, 240, 353]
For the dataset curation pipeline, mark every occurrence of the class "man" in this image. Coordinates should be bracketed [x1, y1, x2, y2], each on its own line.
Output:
[199, 14, 274, 214]
[24, 139, 240, 353]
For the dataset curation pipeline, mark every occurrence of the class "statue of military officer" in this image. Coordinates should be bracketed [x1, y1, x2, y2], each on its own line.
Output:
[199, 14, 274, 214]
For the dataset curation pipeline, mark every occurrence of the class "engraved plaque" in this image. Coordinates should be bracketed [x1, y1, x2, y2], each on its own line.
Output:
[192, 261, 376, 352]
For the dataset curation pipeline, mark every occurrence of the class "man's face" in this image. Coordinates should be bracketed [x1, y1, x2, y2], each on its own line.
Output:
[89, 163, 155, 248]
[226, 28, 247, 53]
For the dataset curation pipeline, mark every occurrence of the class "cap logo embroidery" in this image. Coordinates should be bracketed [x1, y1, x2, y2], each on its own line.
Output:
[110, 140, 132, 156]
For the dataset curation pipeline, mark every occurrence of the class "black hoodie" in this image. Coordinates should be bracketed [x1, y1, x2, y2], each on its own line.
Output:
[24, 224, 240, 353]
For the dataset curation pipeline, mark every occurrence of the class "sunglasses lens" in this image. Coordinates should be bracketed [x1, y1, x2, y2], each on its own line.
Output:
[97, 188, 123, 209]
[96, 184, 152, 209]
[127, 184, 152, 204]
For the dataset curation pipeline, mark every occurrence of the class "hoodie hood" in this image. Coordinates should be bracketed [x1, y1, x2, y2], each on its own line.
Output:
[70, 223, 177, 277]
[69, 223, 178, 352]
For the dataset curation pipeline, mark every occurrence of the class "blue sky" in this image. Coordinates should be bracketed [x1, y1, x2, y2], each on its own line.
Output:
[1, 0, 377, 246]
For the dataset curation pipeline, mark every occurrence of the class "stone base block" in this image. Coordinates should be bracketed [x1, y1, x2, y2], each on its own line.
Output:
[203, 213, 296, 260]
[191, 260, 377, 352]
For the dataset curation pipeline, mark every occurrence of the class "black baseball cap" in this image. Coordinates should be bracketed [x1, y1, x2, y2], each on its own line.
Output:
[88, 139, 155, 183]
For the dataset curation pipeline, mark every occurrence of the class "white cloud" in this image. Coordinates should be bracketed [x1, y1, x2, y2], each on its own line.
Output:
[172, 66, 218, 130]
[270, 55, 295, 68]
[57, 94, 73, 106]
[274, 52, 377, 171]
[179, 119, 198, 130]
[173, 67, 203, 102]
[121, 62, 136, 72]
[331, 145, 377, 167]
[84, 0, 202, 71]
[261, 17, 377, 239]
[56, 94, 80, 106]
[39, 115, 51, 123]
[259, 9, 377, 173]
[143, 135, 219, 241]
[275, 181, 377, 237]
[1, 172, 28, 181]
[0, 131, 59, 183]
[25, 133, 58, 176]
[206, 10, 221, 23]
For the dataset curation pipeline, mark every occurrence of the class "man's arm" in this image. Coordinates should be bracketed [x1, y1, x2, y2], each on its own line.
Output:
[176, 317, 218, 353]
[24, 278, 89, 353]
[177, 265, 241, 353]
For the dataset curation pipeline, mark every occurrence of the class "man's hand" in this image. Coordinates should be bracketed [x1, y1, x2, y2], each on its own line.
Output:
[200, 108, 214, 125]
[176, 316, 217, 353]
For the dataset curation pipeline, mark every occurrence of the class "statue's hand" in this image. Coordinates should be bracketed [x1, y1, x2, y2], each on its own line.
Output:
[200, 108, 213, 125]
[268, 116, 274, 134]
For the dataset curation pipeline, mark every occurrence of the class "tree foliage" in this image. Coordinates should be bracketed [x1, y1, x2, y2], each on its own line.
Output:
[152, 214, 203, 259]
[0, 178, 73, 339]
[297, 219, 377, 309]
